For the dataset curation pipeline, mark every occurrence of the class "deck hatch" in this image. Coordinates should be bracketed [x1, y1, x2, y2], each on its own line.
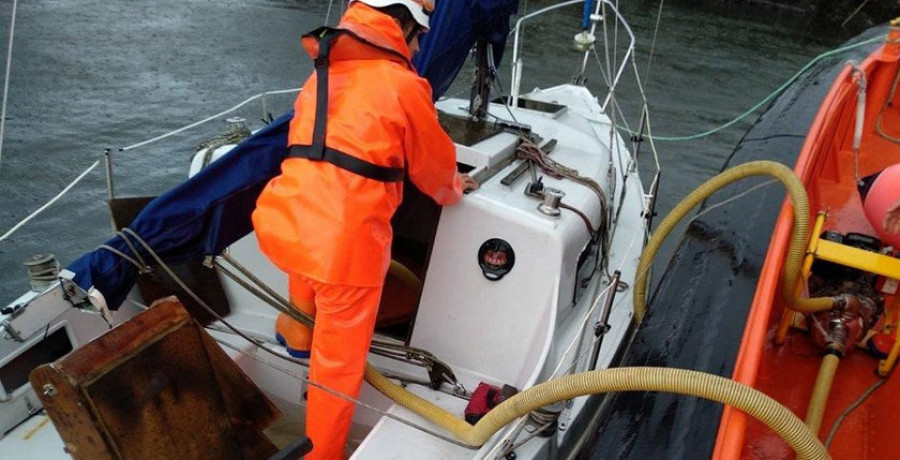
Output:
[0, 326, 72, 397]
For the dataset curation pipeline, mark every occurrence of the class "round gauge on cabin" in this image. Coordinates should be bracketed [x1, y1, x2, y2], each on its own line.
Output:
[477, 238, 515, 281]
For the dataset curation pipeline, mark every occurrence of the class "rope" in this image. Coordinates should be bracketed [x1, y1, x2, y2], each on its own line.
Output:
[516, 136, 607, 212]
[119, 231, 150, 269]
[823, 378, 886, 448]
[97, 244, 147, 274]
[0, 160, 99, 244]
[195, 124, 251, 167]
[214, 252, 456, 383]
[612, 36, 884, 142]
[114, 227, 471, 448]
[96, 229, 154, 274]
[484, 172, 650, 458]
[211, 335, 471, 448]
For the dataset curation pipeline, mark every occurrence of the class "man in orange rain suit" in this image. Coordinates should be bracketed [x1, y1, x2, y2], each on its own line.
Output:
[251, 0, 477, 458]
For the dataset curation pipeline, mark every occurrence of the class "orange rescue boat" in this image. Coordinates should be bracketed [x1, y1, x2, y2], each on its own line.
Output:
[715, 21, 900, 460]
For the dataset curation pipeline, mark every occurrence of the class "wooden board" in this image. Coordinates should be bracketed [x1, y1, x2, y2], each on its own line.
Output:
[29, 297, 280, 460]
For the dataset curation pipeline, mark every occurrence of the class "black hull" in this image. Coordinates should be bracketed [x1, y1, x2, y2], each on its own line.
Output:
[579, 26, 885, 460]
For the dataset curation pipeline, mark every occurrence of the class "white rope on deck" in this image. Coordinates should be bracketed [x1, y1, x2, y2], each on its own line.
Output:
[0, 160, 99, 243]
[0, 0, 21, 177]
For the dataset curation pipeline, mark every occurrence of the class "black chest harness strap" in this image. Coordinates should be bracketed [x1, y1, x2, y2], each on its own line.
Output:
[288, 28, 406, 183]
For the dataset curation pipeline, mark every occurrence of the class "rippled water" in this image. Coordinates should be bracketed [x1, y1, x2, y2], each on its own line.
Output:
[0, 0, 847, 310]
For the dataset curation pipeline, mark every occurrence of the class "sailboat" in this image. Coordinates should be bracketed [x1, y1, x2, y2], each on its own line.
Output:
[3, 0, 876, 458]
[0, 1, 658, 458]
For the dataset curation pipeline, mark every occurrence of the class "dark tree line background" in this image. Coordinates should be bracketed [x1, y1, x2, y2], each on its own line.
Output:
[668, 0, 900, 36]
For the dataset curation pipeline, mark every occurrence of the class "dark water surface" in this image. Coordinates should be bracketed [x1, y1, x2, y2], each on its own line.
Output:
[0, 0, 848, 327]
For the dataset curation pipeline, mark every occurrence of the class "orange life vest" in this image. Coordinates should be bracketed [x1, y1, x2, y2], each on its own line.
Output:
[252, 2, 462, 286]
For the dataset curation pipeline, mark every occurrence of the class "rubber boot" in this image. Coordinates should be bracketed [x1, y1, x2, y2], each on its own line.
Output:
[304, 280, 382, 460]
[275, 276, 317, 358]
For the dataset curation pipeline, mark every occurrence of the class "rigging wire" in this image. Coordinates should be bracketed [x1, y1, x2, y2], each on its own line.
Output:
[325, 0, 334, 25]
[0, 0, 20, 177]
[611, 35, 884, 142]
[613, 0, 620, 87]
[644, 0, 665, 87]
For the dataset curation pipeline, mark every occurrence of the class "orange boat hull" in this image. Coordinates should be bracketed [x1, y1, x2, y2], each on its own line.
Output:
[715, 27, 900, 459]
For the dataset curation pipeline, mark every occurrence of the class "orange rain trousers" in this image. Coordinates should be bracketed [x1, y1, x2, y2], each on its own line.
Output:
[282, 275, 382, 460]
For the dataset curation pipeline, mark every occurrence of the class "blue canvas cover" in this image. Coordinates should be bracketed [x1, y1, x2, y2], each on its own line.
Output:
[414, 0, 518, 100]
[67, 113, 292, 310]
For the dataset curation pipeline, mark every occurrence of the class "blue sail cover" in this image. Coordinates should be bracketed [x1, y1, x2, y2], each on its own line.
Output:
[414, 0, 518, 100]
[67, 113, 292, 310]
[67, 1, 520, 310]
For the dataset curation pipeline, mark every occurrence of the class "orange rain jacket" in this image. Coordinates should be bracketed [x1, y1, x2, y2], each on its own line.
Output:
[253, 2, 463, 287]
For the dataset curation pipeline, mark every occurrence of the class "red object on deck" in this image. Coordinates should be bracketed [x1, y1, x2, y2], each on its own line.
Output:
[868, 333, 895, 358]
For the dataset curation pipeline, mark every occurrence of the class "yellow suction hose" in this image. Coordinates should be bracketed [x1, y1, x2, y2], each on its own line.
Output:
[365, 365, 829, 459]
[279, 163, 836, 457]
[805, 354, 840, 435]
[388, 259, 423, 294]
[633, 160, 835, 324]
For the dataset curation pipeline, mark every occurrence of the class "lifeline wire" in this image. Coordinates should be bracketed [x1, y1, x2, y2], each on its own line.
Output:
[614, 35, 884, 142]
[0, 0, 19, 176]
[121, 88, 300, 152]
[0, 160, 100, 244]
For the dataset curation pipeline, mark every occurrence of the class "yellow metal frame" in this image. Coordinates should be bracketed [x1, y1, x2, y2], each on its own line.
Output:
[776, 212, 900, 373]
[814, 240, 900, 279]
[878, 295, 900, 376]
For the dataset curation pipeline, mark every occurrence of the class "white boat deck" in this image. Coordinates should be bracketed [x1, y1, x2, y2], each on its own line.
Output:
[0, 84, 648, 460]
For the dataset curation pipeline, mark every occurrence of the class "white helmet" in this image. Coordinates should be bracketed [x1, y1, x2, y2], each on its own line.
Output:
[351, 0, 434, 29]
